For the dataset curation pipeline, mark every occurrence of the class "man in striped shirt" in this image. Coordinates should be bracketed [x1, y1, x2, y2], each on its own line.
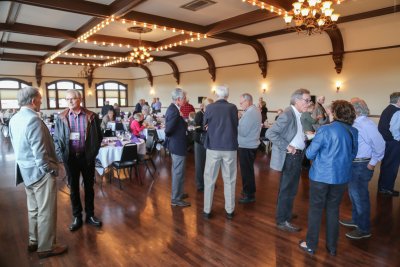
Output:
[54, 89, 102, 232]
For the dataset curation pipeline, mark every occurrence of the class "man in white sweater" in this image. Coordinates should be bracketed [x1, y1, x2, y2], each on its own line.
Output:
[238, 93, 262, 203]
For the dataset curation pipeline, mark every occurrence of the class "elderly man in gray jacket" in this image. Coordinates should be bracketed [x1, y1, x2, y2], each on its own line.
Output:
[266, 88, 311, 232]
[9, 86, 67, 258]
[238, 93, 261, 203]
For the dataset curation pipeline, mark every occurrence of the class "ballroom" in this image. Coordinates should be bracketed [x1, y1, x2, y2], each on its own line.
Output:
[0, 0, 399, 266]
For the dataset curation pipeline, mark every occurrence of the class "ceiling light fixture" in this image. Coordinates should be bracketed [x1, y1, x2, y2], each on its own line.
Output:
[126, 26, 153, 65]
[284, 0, 341, 35]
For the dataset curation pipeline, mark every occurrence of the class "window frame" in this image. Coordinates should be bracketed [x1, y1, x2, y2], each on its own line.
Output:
[45, 80, 85, 109]
[95, 80, 128, 108]
[0, 78, 32, 110]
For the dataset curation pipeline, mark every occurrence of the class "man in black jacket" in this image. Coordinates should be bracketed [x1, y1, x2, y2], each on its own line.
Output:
[54, 89, 103, 231]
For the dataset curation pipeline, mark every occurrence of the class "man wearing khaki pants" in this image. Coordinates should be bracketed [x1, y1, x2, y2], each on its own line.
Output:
[9, 86, 67, 259]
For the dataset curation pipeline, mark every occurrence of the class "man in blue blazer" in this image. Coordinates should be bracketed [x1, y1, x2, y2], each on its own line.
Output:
[9, 86, 67, 258]
[266, 88, 311, 232]
[164, 88, 190, 207]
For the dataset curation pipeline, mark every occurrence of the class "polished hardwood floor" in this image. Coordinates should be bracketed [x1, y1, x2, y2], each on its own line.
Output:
[0, 135, 399, 267]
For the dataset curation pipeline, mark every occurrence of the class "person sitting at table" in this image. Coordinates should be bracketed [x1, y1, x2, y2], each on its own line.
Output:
[130, 113, 147, 137]
[142, 105, 154, 124]
[100, 109, 115, 131]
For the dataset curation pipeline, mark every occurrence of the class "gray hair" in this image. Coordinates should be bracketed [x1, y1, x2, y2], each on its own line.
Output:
[389, 92, 400, 104]
[66, 89, 82, 99]
[290, 88, 310, 105]
[142, 105, 150, 113]
[18, 86, 40, 106]
[352, 99, 370, 116]
[171, 88, 185, 101]
[241, 93, 253, 104]
[215, 85, 229, 99]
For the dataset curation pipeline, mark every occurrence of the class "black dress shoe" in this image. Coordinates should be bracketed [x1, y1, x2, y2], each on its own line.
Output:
[86, 216, 102, 227]
[171, 200, 191, 207]
[238, 196, 255, 204]
[69, 217, 83, 231]
[37, 244, 68, 259]
[326, 246, 336, 256]
[226, 211, 234, 220]
[181, 193, 189, 199]
[28, 243, 38, 252]
[277, 221, 301, 232]
[298, 240, 314, 255]
[378, 189, 399, 197]
[203, 212, 212, 219]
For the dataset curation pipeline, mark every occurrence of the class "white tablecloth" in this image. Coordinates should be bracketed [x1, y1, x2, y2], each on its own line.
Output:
[96, 138, 146, 175]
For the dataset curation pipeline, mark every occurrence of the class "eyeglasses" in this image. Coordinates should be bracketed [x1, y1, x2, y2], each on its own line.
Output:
[65, 97, 78, 101]
[301, 98, 312, 103]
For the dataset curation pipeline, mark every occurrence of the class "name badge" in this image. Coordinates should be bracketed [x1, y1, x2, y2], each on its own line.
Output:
[70, 132, 80, 141]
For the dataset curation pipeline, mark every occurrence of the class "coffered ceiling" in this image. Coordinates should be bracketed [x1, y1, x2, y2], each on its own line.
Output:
[0, 0, 399, 84]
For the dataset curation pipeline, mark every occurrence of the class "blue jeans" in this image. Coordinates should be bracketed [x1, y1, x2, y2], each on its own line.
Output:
[349, 161, 374, 233]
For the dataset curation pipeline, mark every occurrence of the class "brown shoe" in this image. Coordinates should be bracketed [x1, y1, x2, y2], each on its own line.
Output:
[37, 244, 68, 259]
[28, 243, 38, 252]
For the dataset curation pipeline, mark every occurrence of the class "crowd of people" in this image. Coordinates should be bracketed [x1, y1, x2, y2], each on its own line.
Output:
[5, 84, 400, 259]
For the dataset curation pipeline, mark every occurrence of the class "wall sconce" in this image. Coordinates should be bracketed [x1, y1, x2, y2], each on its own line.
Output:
[211, 86, 216, 95]
[262, 83, 267, 94]
[150, 88, 155, 95]
[336, 81, 342, 93]
[87, 90, 93, 96]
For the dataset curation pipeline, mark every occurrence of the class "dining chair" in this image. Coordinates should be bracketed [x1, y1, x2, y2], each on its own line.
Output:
[139, 135, 157, 179]
[110, 143, 141, 189]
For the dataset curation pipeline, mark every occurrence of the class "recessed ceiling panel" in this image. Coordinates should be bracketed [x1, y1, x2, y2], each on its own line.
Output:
[133, 0, 257, 26]
[0, 1, 11, 23]
[85, 0, 114, 5]
[232, 17, 286, 36]
[184, 37, 225, 48]
[17, 5, 92, 31]
[8, 33, 64, 46]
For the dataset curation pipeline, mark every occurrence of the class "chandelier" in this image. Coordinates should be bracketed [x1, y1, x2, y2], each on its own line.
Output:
[283, 0, 340, 35]
[127, 27, 153, 65]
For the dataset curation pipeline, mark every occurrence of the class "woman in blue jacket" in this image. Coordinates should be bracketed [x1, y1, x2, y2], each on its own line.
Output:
[299, 100, 358, 256]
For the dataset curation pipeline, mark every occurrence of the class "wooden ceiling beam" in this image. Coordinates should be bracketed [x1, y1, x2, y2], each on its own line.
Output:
[0, 41, 56, 52]
[88, 34, 157, 48]
[11, 0, 110, 18]
[258, 0, 293, 11]
[123, 11, 206, 34]
[0, 52, 43, 62]
[206, 9, 279, 36]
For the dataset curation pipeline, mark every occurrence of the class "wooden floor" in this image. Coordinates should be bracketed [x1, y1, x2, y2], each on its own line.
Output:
[0, 135, 399, 267]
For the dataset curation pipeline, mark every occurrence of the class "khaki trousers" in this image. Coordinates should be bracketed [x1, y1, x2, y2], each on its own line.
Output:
[203, 149, 237, 213]
[25, 173, 57, 252]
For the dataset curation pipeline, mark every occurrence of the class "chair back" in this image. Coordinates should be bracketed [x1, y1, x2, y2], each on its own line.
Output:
[115, 122, 124, 131]
[145, 134, 156, 154]
[120, 143, 138, 162]
[147, 128, 159, 141]
[103, 129, 113, 137]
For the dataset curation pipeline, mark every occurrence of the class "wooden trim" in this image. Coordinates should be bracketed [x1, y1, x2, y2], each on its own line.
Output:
[153, 57, 180, 85]
[94, 80, 128, 108]
[45, 80, 85, 109]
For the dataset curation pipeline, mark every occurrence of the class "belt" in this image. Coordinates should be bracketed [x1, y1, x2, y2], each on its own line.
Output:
[287, 149, 303, 155]
[353, 157, 371, 162]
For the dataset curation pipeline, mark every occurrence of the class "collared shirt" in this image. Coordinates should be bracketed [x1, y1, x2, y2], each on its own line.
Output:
[180, 103, 195, 119]
[353, 115, 385, 166]
[390, 110, 400, 141]
[289, 105, 305, 150]
[68, 109, 86, 153]
[153, 101, 162, 111]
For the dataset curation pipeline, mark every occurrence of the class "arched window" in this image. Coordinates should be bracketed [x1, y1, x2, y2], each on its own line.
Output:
[46, 80, 85, 109]
[96, 81, 127, 107]
[0, 78, 32, 109]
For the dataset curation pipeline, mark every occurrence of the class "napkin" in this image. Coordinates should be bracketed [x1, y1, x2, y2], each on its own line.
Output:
[131, 135, 139, 143]
[115, 140, 123, 147]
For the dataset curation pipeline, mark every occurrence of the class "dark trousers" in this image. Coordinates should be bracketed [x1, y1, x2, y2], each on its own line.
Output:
[378, 140, 400, 191]
[238, 147, 257, 197]
[306, 180, 346, 251]
[276, 153, 303, 223]
[194, 142, 206, 190]
[68, 153, 95, 218]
